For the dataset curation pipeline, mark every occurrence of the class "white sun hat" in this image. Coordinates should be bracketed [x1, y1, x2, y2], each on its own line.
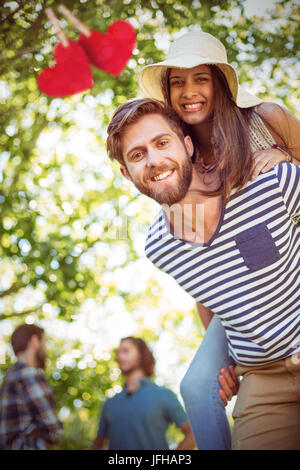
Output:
[139, 30, 263, 108]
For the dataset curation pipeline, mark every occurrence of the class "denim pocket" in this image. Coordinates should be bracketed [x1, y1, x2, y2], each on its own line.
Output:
[234, 223, 280, 271]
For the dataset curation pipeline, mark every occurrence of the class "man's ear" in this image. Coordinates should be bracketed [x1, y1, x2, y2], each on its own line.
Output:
[120, 164, 132, 181]
[29, 334, 40, 351]
[184, 135, 194, 158]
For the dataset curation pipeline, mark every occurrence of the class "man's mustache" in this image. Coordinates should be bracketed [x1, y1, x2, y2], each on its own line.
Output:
[145, 164, 177, 180]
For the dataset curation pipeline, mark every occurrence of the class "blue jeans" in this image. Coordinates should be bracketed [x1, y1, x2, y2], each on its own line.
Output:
[180, 314, 236, 450]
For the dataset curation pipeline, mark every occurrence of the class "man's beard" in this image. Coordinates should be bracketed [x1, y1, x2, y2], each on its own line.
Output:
[131, 151, 193, 206]
[35, 348, 46, 369]
[120, 361, 142, 376]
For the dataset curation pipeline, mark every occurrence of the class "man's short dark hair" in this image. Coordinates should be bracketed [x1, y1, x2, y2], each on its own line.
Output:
[106, 98, 188, 166]
[11, 324, 44, 356]
[121, 336, 155, 377]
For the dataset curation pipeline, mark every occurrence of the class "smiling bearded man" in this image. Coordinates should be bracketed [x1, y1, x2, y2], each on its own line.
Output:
[106, 97, 300, 451]
[108, 99, 194, 207]
[121, 114, 193, 205]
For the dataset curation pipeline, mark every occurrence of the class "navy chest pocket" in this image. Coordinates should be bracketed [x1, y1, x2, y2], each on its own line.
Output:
[234, 223, 280, 271]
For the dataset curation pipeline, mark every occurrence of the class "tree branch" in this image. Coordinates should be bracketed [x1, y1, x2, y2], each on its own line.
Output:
[0, 48, 41, 76]
[0, 1, 27, 26]
[25, 2, 48, 39]
[0, 305, 44, 321]
[0, 282, 25, 298]
[0, 0, 48, 75]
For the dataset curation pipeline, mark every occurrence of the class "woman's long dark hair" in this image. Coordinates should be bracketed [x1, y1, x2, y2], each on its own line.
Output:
[161, 65, 257, 202]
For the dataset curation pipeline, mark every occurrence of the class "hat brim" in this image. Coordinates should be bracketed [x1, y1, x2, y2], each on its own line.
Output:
[139, 58, 262, 109]
[236, 86, 263, 108]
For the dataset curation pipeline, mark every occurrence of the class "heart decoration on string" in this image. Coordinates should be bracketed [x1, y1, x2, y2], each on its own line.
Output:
[38, 40, 93, 97]
[58, 5, 136, 76]
[37, 5, 136, 98]
[78, 20, 136, 76]
[38, 8, 93, 97]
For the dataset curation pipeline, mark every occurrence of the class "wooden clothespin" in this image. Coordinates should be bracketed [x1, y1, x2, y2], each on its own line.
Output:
[58, 4, 91, 38]
[45, 7, 69, 47]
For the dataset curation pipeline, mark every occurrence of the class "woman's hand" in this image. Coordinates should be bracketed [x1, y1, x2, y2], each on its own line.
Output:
[251, 147, 289, 181]
[218, 365, 240, 406]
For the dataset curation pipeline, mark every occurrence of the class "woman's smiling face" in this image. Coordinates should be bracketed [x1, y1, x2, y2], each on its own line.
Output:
[169, 64, 214, 126]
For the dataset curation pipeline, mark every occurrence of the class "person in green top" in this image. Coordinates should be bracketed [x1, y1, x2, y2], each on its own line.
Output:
[91, 337, 195, 450]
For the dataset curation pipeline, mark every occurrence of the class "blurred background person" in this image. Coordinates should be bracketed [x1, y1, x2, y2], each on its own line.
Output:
[91, 336, 195, 450]
[0, 324, 63, 450]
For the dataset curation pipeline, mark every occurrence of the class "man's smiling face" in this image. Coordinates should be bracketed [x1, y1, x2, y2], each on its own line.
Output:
[120, 113, 194, 206]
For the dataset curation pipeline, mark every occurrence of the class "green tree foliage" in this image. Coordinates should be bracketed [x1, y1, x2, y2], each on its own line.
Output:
[1, 0, 299, 322]
[0, 0, 299, 449]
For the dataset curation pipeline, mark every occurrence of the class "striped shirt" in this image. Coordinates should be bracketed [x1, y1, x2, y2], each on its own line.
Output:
[145, 162, 300, 366]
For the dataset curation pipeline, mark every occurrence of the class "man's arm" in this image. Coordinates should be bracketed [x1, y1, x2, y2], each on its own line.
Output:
[175, 421, 196, 450]
[196, 302, 214, 330]
[90, 401, 109, 450]
[22, 371, 63, 446]
[164, 389, 195, 450]
[91, 436, 108, 450]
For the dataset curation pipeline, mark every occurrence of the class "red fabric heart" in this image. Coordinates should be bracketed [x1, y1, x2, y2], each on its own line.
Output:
[38, 40, 93, 97]
[78, 20, 136, 76]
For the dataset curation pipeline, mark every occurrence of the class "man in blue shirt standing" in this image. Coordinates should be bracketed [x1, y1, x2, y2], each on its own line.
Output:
[91, 337, 195, 450]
